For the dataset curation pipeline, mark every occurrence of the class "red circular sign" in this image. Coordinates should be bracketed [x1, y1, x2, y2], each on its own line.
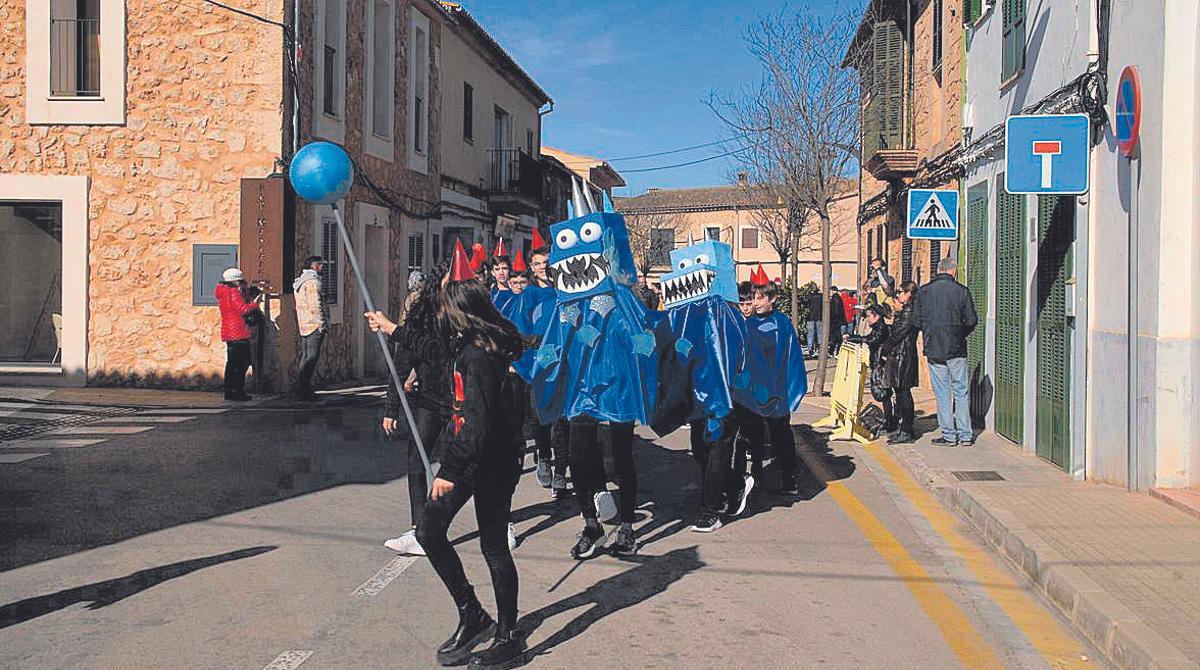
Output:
[1116, 66, 1142, 157]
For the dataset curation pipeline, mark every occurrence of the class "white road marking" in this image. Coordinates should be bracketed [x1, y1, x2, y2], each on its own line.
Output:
[49, 426, 152, 435]
[95, 415, 195, 424]
[140, 408, 228, 415]
[262, 650, 313, 670]
[0, 411, 80, 421]
[352, 556, 419, 596]
[0, 453, 49, 463]
[0, 439, 106, 449]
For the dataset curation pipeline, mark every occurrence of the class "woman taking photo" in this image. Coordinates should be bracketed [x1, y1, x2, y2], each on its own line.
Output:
[879, 281, 920, 444]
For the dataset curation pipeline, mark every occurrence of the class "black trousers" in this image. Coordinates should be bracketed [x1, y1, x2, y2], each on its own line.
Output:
[295, 330, 325, 394]
[893, 386, 915, 434]
[224, 339, 252, 396]
[690, 417, 743, 515]
[734, 404, 796, 481]
[416, 477, 518, 629]
[403, 407, 450, 527]
[881, 395, 897, 431]
[569, 419, 636, 523]
[531, 402, 568, 476]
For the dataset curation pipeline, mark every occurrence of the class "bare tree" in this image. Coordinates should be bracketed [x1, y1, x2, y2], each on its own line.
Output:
[619, 208, 688, 280]
[709, 5, 863, 396]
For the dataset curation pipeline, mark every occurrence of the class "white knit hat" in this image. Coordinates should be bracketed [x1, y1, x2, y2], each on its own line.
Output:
[222, 268, 245, 282]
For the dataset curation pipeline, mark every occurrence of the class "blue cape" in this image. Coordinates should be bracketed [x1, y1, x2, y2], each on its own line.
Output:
[733, 310, 808, 418]
[651, 295, 748, 438]
[491, 288, 516, 316]
[521, 287, 659, 425]
[502, 285, 556, 337]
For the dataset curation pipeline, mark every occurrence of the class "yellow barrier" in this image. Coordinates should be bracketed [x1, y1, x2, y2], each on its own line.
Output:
[811, 342, 873, 444]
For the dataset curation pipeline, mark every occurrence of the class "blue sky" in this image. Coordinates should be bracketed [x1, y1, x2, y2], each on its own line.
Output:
[461, 0, 854, 196]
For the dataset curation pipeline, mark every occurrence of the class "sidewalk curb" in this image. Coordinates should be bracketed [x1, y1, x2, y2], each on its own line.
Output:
[889, 446, 1195, 670]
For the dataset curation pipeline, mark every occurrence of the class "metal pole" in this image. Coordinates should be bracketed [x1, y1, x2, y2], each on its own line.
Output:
[1127, 154, 1139, 491]
[331, 203, 434, 489]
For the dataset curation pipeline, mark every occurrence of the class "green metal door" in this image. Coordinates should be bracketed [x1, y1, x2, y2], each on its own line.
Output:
[994, 175, 1025, 444]
[1036, 195, 1074, 468]
[965, 182, 989, 426]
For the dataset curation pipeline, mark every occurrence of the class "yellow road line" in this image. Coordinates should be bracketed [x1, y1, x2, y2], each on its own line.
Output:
[864, 441, 1091, 669]
[826, 481, 1006, 669]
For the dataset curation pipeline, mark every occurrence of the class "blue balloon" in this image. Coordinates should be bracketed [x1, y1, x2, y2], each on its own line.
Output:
[289, 142, 354, 204]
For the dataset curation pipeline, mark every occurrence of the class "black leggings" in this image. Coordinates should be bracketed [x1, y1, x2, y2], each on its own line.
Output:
[734, 404, 795, 479]
[404, 407, 450, 527]
[532, 411, 569, 476]
[690, 417, 742, 515]
[893, 386, 914, 434]
[224, 339, 252, 395]
[416, 478, 518, 628]
[569, 419, 637, 523]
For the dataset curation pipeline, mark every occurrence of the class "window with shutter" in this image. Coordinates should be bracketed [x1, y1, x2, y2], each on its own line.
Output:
[741, 227, 759, 249]
[873, 21, 905, 151]
[320, 217, 340, 306]
[1001, 0, 1026, 82]
[995, 174, 1025, 443]
[962, 0, 983, 26]
[407, 233, 424, 275]
[1035, 195, 1074, 469]
[866, 229, 874, 271]
[932, 0, 944, 76]
[901, 236, 913, 283]
[965, 182, 989, 383]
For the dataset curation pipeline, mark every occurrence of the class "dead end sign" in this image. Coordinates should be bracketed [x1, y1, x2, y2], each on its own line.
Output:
[907, 189, 959, 241]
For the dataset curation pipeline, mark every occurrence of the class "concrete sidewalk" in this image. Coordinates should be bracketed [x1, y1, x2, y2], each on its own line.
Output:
[845, 396, 1200, 670]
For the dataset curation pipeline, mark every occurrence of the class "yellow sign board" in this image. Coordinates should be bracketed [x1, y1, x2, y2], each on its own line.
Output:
[812, 343, 874, 444]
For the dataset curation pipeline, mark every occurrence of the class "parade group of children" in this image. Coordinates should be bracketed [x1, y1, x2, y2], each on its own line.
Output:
[363, 191, 807, 669]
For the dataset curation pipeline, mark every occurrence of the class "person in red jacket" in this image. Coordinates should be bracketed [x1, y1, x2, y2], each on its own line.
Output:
[215, 268, 262, 401]
[841, 288, 858, 337]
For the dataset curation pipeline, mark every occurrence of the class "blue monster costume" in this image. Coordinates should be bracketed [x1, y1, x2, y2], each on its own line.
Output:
[650, 238, 748, 438]
[734, 278, 808, 418]
[502, 284, 556, 336]
[520, 190, 659, 425]
[492, 288, 516, 316]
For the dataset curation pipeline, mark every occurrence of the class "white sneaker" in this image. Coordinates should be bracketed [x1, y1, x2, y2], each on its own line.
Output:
[508, 522, 517, 551]
[595, 490, 618, 523]
[383, 529, 425, 556]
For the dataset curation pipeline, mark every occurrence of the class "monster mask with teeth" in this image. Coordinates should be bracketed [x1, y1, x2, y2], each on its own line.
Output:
[650, 239, 749, 439]
[547, 212, 637, 302]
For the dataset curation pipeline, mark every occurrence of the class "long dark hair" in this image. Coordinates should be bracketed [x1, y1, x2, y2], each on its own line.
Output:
[397, 260, 451, 365]
[437, 280, 524, 361]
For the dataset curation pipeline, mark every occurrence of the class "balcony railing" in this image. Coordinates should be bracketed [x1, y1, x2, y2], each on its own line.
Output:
[50, 17, 101, 97]
[488, 148, 542, 201]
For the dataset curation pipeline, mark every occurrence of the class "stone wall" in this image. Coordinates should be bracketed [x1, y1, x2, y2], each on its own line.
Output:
[0, 1, 286, 388]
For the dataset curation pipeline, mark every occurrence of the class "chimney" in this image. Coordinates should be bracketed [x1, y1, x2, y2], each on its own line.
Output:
[737, 171, 748, 187]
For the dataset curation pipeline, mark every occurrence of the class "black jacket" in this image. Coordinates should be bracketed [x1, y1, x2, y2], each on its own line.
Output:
[437, 344, 524, 489]
[914, 273, 978, 363]
[846, 320, 890, 368]
[804, 292, 823, 321]
[385, 327, 452, 419]
[827, 294, 846, 329]
[880, 303, 919, 389]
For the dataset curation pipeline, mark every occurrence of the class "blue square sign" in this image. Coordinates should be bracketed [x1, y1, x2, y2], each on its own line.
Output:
[907, 189, 959, 240]
[1005, 114, 1091, 195]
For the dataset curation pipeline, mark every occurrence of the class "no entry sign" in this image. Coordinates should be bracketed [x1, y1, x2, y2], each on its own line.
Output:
[1115, 66, 1141, 158]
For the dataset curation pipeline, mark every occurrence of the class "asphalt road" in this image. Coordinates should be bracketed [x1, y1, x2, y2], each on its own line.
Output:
[0, 389, 1105, 669]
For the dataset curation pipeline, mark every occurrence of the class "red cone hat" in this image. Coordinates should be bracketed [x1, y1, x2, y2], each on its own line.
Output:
[450, 239, 476, 283]
[532, 227, 548, 251]
[512, 248, 527, 273]
[493, 238, 508, 258]
[751, 264, 770, 287]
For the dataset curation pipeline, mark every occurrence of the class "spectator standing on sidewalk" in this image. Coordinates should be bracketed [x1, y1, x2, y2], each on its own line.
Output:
[867, 257, 894, 296]
[292, 256, 328, 402]
[215, 268, 262, 401]
[840, 288, 858, 336]
[803, 288, 823, 357]
[879, 281, 920, 443]
[913, 258, 978, 446]
[827, 287, 846, 355]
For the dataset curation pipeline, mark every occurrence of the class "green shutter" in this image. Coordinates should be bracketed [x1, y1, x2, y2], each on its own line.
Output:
[932, 0, 944, 73]
[872, 20, 904, 150]
[1002, 0, 1027, 81]
[995, 174, 1025, 444]
[963, 0, 983, 24]
[1035, 195, 1074, 469]
[965, 182, 989, 407]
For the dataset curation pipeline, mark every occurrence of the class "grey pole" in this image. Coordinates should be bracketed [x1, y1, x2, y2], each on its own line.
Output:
[330, 203, 434, 489]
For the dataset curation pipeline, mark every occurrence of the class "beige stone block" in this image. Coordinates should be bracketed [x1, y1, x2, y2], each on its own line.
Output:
[0, 140, 13, 157]
[187, 197, 214, 220]
[226, 133, 246, 152]
[153, 156, 183, 180]
[94, 315, 114, 337]
[109, 197, 139, 215]
[134, 140, 161, 158]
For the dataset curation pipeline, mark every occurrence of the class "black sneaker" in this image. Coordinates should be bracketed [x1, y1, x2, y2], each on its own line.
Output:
[931, 437, 957, 446]
[959, 439, 976, 447]
[610, 525, 637, 556]
[570, 525, 606, 560]
[689, 513, 722, 533]
[780, 473, 800, 496]
[890, 432, 916, 444]
[436, 601, 495, 667]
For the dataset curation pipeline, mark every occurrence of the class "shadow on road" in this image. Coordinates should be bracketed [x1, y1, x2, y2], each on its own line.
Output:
[513, 545, 704, 667]
[0, 546, 276, 629]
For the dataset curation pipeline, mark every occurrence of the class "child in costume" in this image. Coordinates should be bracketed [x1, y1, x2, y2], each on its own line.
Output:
[489, 239, 515, 315]
[650, 237, 753, 533]
[411, 241, 527, 669]
[733, 265, 809, 495]
[733, 281, 765, 484]
[519, 181, 659, 559]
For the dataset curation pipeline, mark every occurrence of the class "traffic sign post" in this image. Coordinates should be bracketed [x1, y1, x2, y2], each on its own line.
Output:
[906, 189, 959, 240]
[1004, 114, 1091, 195]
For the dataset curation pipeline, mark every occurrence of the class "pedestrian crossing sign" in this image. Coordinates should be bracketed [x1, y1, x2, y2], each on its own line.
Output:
[906, 189, 959, 241]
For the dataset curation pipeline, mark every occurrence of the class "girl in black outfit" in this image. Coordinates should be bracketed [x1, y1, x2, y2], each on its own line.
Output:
[416, 276, 527, 669]
[369, 261, 453, 556]
[879, 281, 920, 443]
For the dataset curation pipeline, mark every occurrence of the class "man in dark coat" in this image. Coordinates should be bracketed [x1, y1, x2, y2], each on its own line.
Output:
[803, 289, 823, 357]
[913, 257, 978, 446]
